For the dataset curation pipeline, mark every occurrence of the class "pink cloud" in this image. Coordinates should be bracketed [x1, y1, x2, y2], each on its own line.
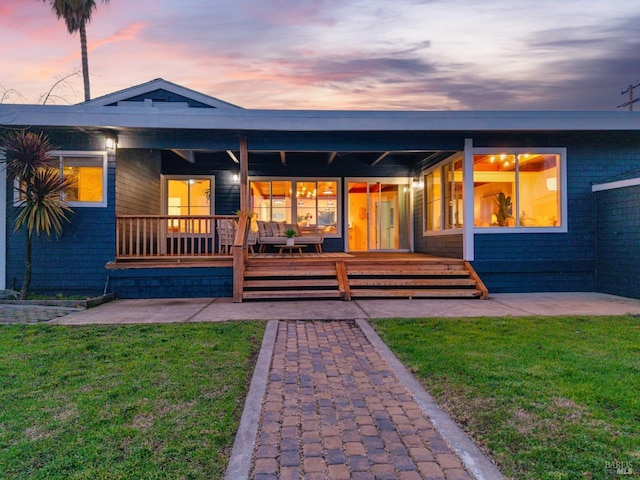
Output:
[90, 21, 146, 49]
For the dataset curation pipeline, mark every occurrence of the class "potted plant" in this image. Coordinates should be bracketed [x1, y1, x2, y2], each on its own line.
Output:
[284, 228, 297, 246]
[493, 192, 513, 226]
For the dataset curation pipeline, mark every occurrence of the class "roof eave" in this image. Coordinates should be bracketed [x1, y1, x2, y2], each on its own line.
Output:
[1, 105, 639, 132]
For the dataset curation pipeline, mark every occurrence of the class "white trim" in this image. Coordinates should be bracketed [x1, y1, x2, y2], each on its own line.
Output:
[12, 151, 108, 208]
[471, 147, 568, 234]
[463, 139, 475, 261]
[82, 78, 242, 109]
[0, 162, 6, 290]
[422, 152, 464, 236]
[592, 177, 640, 192]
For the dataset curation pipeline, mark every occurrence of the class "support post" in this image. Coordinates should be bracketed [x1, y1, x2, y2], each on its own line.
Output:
[232, 213, 249, 303]
[239, 137, 249, 213]
[463, 138, 475, 261]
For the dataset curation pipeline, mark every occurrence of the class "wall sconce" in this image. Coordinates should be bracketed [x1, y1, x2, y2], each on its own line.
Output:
[232, 173, 239, 184]
[412, 179, 424, 190]
[105, 134, 117, 151]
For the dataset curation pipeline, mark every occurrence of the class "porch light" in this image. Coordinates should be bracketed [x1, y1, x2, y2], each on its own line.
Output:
[105, 136, 117, 150]
[412, 179, 424, 190]
[232, 173, 239, 184]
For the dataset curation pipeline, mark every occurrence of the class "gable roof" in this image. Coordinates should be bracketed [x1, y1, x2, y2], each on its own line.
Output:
[81, 78, 242, 110]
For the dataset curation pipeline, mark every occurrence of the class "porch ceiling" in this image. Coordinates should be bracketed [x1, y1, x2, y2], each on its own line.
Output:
[168, 149, 457, 169]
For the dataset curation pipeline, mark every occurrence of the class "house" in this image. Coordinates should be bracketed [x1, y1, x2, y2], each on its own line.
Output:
[1, 79, 638, 300]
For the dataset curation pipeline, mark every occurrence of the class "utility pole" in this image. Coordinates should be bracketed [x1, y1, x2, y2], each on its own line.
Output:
[617, 83, 640, 111]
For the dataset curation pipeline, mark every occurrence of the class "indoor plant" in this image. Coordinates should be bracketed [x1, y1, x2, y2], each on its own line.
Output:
[284, 228, 297, 246]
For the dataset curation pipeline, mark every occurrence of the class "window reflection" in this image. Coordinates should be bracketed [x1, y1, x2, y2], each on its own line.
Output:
[473, 153, 561, 228]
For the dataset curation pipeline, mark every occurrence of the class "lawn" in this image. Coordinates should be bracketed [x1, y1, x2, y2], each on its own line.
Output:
[373, 315, 640, 480]
[0, 322, 265, 480]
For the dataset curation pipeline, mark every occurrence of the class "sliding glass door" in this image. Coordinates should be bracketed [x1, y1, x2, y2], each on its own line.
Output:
[347, 179, 410, 252]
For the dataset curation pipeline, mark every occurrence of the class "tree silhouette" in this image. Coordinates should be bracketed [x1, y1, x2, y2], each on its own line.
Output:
[41, 0, 110, 102]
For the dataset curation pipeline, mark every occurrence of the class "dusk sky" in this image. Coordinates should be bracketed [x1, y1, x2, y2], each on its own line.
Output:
[1, 0, 638, 110]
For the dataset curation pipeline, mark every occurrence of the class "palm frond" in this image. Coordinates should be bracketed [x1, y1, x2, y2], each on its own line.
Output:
[2, 130, 59, 180]
[14, 169, 75, 237]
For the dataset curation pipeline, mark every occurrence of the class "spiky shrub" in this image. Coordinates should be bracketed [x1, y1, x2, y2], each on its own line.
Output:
[2, 131, 74, 298]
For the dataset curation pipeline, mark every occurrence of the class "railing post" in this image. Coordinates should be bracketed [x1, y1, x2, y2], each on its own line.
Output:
[232, 214, 249, 302]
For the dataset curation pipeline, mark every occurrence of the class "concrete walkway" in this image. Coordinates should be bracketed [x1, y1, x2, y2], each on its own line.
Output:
[47, 292, 640, 325]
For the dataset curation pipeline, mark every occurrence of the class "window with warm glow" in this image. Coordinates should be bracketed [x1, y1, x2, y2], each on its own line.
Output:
[473, 152, 561, 228]
[62, 157, 104, 203]
[424, 157, 463, 233]
[14, 152, 108, 207]
[165, 176, 214, 233]
[250, 179, 339, 236]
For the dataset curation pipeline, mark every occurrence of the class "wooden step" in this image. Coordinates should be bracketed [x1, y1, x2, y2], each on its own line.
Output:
[241, 257, 488, 301]
[244, 279, 339, 288]
[346, 268, 470, 277]
[349, 278, 477, 287]
[350, 288, 483, 298]
[244, 268, 336, 277]
[242, 289, 341, 300]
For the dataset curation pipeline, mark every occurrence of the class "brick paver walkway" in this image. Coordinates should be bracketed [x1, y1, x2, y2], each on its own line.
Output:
[250, 320, 472, 480]
[0, 304, 82, 324]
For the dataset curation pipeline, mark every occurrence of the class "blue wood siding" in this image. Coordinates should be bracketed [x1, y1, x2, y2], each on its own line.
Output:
[107, 266, 233, 299]
[116, 149, 161, 215]
[595, 184, 640, 299]
[470, 131, 640, 293]
[6, 157, 116, 297]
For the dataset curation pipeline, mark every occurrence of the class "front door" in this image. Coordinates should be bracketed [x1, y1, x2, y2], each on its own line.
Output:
[347, 180, 410, 252]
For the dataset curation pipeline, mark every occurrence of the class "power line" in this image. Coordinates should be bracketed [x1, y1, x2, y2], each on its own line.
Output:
[617, 83, 640, 111]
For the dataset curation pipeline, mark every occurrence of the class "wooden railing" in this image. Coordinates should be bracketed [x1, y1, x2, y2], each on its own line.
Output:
[116, 215, 238, 260]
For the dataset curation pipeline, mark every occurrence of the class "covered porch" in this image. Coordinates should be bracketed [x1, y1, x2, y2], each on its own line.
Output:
[107, 214, 487, 302]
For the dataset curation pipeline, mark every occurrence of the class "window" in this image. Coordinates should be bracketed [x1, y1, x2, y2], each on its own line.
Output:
[164, 176, 214, 234]
[424, 157, 463, 233]
[13, 152, 107, 207]
[250, 179, 339, 236]
[166, 177, 212, 216]
[473, 151, 563, 229]
[62, 156, 104, 204]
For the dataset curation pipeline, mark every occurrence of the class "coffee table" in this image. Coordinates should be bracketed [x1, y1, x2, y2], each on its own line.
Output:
[276, 244, 307, 256]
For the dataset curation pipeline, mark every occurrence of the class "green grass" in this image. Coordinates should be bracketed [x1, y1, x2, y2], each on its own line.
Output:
[372, 316, 640, 480]
[0, 322, 265, 480]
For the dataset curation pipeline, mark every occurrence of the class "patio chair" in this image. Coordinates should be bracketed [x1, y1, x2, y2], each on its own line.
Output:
[216, 218, 236, 254]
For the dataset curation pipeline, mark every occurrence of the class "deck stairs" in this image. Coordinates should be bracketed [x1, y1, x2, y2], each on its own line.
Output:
[241, 257, 488, 301]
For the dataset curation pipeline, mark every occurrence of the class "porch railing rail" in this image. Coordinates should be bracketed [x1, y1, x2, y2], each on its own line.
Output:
[116, 214, 238, 260]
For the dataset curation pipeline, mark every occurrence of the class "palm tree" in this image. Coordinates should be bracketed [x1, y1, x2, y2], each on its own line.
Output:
[2, 131, 75, 298]
[41, 0, 110, 102]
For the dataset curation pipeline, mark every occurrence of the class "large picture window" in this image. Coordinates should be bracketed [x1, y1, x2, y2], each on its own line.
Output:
[424, 157, 463, 233]
[473, 151, 563, 229]
[250, 179, 339, 236]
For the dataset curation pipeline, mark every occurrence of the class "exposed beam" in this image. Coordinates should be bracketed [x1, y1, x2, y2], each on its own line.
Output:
[280, 151, 287, 166]
[327, 152, 338, 164]
[171, 149, 195, 163]
[371, 151, 390, 166]
[226, 150, 239, 163]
